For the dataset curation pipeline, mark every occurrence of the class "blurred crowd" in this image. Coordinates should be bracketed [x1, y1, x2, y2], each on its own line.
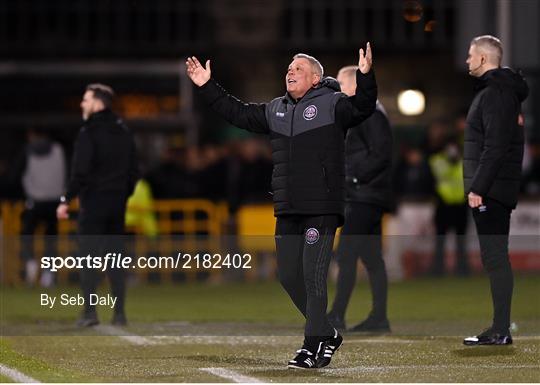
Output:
[1, 119, 539, 209]
[0, 132, 275, 214]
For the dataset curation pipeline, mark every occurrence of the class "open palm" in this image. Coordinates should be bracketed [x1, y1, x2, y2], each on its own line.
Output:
[358, 42, 373, 74]
[186, 56, 211, 87]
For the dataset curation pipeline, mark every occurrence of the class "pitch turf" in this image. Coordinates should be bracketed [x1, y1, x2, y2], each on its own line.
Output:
[1, 275, 539, 382]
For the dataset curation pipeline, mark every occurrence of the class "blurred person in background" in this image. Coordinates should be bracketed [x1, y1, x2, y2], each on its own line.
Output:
[186, 44, 376, 369]
[393, 145, 434, 201]
[146, 144, 189, 199]
[521, 142, 540, 195]
[423, 120, 450, 156]
[327, 65, 393, 333]
[428, 138, 470, 276]
[226, 137, 272, 214]
[14, 127, 66, 287]
[463, 35, 528, 346]
[57, 84, 139, 327]
[198, 142, 228, 201]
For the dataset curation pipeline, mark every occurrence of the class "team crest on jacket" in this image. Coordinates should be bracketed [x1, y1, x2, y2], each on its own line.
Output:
[303, 105, 318, 120]
[305, 228, 320, 244]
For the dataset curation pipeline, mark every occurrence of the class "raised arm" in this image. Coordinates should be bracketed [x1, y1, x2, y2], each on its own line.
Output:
[336, 43, 378, 128]
[185, 56, 269, 134]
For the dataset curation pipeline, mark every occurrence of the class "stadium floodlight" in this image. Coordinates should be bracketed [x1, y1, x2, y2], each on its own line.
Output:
[397, 89, 425, 116]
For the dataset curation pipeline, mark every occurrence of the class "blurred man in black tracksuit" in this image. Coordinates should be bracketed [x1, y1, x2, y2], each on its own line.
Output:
[57, 84, 139, 327]
[463, 35, 528, 345]
[186, 45, 376, 369]
[328, 65, 393, 333]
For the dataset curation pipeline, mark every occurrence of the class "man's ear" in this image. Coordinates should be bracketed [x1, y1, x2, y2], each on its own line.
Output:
[312, 74, 321, 86]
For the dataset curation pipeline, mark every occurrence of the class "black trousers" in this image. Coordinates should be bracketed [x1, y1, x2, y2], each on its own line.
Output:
[20, 200, 58, 261]
[78, 193, 127, 315]
[471, 197, 513, 333]
[330, 202, 388, 321]
[275, 214, 339, 346]
[432, 201, 469, 275]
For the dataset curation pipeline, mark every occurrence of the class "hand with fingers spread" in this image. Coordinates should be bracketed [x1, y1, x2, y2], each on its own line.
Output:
[185, 56, 211, 87]
[358, 42, 373, 74]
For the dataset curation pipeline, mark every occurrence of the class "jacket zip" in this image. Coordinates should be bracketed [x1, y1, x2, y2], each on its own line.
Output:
[288, 103, 297, 208]
[322, 165, 330, 192]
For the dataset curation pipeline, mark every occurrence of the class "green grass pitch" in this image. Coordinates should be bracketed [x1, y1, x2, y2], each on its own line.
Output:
[1, 275, 539, 382]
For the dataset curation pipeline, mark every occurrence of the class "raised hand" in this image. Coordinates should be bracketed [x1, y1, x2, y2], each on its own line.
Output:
[186, 56, 211, 87]
[358, 42, 373, 74]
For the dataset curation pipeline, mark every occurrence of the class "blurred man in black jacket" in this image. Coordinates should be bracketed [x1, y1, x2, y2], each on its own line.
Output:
[57, 84, 139, 327]
[463, 35, 528, 345]
[328, 65, 393, 333]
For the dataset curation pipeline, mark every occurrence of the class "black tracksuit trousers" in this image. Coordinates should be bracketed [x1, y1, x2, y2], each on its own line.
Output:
[330, 202, 388, 321]
[432, 201, 469, 275]
[78, 193, 127, 316]
[20, 200, 59, 262]
[471, 197, 513, 334]
[275, 215, 339, 348]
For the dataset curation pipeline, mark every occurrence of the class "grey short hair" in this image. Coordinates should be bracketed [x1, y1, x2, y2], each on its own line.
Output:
[293, 53, 324, 77]
[338, 65, 358, 79]
[471, 35, 503, 65]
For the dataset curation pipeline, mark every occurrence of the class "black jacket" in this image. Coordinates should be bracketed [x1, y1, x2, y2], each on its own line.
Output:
[345, 101, 393, 210]
[463, 67, 529, 209]
[199, 70, 377, 222]
[66, 109, 139, 202]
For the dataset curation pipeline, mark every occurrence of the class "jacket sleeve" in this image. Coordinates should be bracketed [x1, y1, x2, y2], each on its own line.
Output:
[353, 111, 393, 183]
[65, 129, 93, 201]
[127, 134, 140, 196]
[469, 87, 517, 196]
[335, 69, 377, 129]
[199, 79, 270, 134]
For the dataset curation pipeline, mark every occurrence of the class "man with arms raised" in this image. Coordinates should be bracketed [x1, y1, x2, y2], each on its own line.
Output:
[186, 45, 376, 368]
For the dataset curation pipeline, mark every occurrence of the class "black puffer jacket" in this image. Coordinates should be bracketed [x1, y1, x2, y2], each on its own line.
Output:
[463, 67, 528, 209]
[66, 109, 139, 201]
[199, 70, 377, 222]
[345, 101, 393, 210]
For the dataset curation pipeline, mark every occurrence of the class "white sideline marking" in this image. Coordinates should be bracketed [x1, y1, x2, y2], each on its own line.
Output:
[146, 335, 540, 346]
[94, 325, 157, 345]
[328, 363, 540, 373]
[240, 363, 540, 374]
[200, 367, 263, 383]
[346, 338, 418, 344]
[0, 363, 40, 383]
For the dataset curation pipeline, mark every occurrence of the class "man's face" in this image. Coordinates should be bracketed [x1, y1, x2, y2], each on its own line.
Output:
[80, 90, 99, 121]
[285, 58, 320, 100]
[337, 70, 356, 97]
[466, 44, 485, 77]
